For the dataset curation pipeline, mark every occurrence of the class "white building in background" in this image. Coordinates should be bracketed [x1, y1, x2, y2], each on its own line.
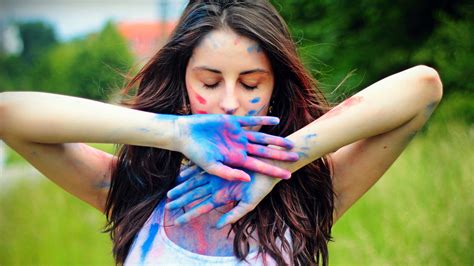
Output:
[0, 0, 187, 41]
[0, 23, 23, 55]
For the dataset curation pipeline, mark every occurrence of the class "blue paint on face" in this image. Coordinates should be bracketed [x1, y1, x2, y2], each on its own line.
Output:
[141, 223, 159, 263]
[250, 97, 261, 104]
[305, 133, 317, 139]
[247, 44, 262, 53]
[246, 110, 258, 116]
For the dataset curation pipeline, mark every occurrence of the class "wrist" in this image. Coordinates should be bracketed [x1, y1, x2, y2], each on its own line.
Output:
[149, 113, 181, 151]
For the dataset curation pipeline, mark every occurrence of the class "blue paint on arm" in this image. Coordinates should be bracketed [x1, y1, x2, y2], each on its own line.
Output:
[140, 223, 159, 263]
[136, 127, 151, 133]
[305, 133, 318, 139]
[153, 114, 177, 121]
[297, 151, 309, 159]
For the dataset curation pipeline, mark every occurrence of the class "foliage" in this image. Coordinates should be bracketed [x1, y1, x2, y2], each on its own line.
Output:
[271, 0, 472, 104]
[17, 21, 58, 64]
[0, 21, 133, 101]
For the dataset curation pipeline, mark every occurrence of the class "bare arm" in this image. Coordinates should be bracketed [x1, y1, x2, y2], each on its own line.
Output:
[0, 92, 179, 213]
[0, 92, 297, 212]
[278, 65, 443, 220]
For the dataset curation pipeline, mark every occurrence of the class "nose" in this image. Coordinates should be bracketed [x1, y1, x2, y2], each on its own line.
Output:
[219, 85, 240, 115]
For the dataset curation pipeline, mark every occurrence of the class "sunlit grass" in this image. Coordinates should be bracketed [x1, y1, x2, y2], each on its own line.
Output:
[330, 121, 473, 265]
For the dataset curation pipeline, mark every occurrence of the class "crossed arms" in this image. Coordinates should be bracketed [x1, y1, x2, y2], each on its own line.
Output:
[0, 65, 443, 225]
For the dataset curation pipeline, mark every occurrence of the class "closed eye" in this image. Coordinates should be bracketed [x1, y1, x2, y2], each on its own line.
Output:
[241, 83, 257, 91]
[203, 82, 220, 89]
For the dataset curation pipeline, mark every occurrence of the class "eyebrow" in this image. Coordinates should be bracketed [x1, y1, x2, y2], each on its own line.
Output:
[192, 66, 270, 75]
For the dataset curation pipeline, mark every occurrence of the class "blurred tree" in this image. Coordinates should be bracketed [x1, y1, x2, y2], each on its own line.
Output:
[57, 21, 133, 100]
[1, 21, 133, 101]
[271, 0, 471, 102]
[17, 21, 58, 64]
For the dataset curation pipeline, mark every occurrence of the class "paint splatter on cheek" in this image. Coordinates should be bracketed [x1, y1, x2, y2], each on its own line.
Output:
[246, 103, 267, 117]
[196, 110, 208, 114]
[250, 97, 261, 104]
[246, 110, 257, 116]
[196, 94, 207, 105]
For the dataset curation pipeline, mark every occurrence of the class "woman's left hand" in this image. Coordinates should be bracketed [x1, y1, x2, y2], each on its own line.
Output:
[165, 164, 278, 228]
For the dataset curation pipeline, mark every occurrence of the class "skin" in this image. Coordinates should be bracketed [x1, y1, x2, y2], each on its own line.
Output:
[185, 29, 274, 124]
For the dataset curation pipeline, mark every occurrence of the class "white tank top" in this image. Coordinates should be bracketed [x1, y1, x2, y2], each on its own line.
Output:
[124, 198, 292, 265]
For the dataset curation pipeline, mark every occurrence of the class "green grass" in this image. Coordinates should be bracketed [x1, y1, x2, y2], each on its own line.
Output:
[329, 121, 473, 265]
[1, 103, 472, 265]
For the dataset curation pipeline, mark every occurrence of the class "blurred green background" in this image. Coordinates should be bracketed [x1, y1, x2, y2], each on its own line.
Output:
[0, 0, 473, 265]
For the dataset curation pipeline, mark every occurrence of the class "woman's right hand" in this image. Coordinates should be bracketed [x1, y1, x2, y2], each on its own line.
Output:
[166, 164, 278, 228]
[173, 114, 298, 182]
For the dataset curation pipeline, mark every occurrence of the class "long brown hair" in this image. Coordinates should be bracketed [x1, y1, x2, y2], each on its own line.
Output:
[104, 1, 334, 265]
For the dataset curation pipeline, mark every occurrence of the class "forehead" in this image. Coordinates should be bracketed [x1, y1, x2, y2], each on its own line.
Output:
[189, 29, 272, 73]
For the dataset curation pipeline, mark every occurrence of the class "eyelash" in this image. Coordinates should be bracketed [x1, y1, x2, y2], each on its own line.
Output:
[203, 83, 219, 89]
[203, 82, 258, 91]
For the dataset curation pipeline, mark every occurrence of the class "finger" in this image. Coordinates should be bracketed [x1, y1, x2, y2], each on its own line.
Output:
[166, 185, 213, 210]
[179, 161, 194, 172]
[215, 203, 255, 229]
[177, 164, 201, 183]
[174, 197, 222, 225]
[167, 174, 208, 199]
[241, 157, 291, 179]
[205, 163, 250, 182]
[245, 131, 294, 149]
[247, 143, 299, 162]
[234, 116, 280, 126]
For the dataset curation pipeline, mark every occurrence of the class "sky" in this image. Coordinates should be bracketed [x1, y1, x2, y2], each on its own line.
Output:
[0, 0, 188, 40]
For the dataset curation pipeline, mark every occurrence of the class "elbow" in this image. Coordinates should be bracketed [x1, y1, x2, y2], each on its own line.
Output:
[0, 92, 6, 139]
[0, 92, 14, 139]
[413, 65, 444, 103]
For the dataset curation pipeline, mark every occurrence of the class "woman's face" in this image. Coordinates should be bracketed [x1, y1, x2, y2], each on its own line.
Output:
[185, 29, 274, 120]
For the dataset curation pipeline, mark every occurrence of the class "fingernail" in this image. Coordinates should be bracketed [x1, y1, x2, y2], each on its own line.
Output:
[238, 177, 250, 182]
[285, 141, 295, 149]
[291, 152, 300, 160]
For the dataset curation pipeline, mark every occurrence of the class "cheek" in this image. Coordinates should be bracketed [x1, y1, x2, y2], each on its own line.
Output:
[187, 84, 211, 114]
[244, 96, 271, 116]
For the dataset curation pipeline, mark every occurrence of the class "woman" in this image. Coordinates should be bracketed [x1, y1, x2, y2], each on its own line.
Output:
[0, 0, 443, 265]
